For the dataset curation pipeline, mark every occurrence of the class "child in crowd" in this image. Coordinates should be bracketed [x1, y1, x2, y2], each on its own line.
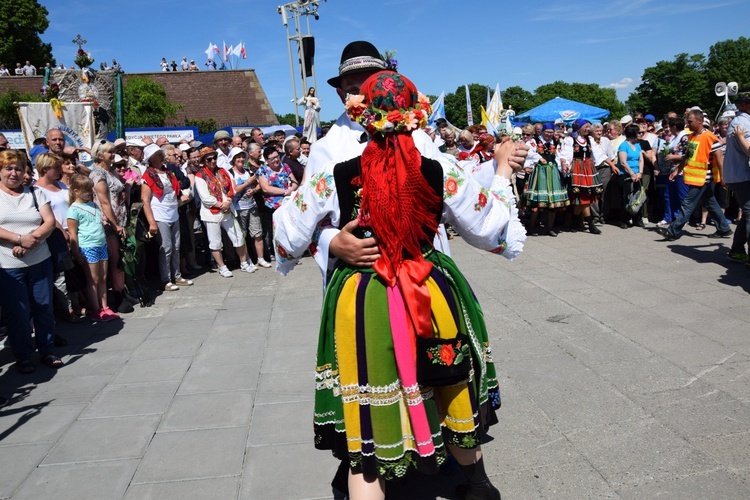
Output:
[66, 174, 119, 321]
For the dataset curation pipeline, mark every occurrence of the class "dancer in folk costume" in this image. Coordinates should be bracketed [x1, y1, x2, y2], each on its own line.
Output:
[274, 70, 526, 499]
[560, 119, 604, 234]
[524, 122, 570, 236]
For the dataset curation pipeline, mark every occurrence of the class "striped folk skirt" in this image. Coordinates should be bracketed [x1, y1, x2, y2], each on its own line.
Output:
[569, 158, 604, 205]
[313, 250, 501, 481]
[524, 162, 570, 209]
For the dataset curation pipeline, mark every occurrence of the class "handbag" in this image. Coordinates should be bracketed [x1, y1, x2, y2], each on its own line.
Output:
[626, 181, 647, 215]
[30, 187, 73, 274]
[416, 333, 472, 387]
[129, 202, 153, 243]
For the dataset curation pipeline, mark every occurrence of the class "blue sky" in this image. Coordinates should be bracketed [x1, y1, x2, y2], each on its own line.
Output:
[42, 0, 749, 122]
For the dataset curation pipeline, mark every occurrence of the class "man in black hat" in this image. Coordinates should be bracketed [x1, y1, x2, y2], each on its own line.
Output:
[305, 41, 527, 277]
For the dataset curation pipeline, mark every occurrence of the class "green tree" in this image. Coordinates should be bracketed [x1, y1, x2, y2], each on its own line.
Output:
[122, 76, 181, 128]
[0, 0, 55, 68]
[533, 81, 627, 118]
[501, 86, 535, 115]
[0, 89, 44, 128]
[444, 84, 487, 130]
[628, 53, 708, 119]
[275, 113, 298, 127]
[183, 118, 217, 135]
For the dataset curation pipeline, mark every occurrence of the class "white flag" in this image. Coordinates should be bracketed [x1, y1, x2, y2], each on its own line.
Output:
[18, 102, 96, 163]
[465, 84, 473, 126]
[231, 43, 242, 57]
[487, 83, 503, 129]
[204, 42, 214, 60]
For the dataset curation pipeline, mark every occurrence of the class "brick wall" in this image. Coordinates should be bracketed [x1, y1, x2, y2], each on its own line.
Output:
[0, 69, 278, 126]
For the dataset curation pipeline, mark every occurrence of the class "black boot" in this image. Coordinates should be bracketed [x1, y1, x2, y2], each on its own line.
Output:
[586, 215, 601, 235]
[456, 458, 502, 500]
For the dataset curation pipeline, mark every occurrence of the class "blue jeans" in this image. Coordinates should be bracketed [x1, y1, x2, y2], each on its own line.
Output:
[665, 174, 689, 222]
[0, 258, 55, 361]
[667, 183, 731, 237]
[727, 180, 750, 254]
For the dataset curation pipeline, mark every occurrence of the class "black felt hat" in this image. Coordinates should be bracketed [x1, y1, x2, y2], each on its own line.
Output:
[326, 40, 387, 88]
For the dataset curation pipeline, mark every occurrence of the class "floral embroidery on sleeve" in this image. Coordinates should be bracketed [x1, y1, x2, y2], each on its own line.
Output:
[474, 188, 488, 211]
[444, 170, 465, 199]
[293, 191, 308, 213]
[310, 172, 334, 199]
[489, 237, 507, 254]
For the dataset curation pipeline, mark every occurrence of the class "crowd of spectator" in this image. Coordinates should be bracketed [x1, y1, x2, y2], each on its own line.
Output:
[2, 85, 750, 410]
[0, 126, 316, 398]
[0, 59, 122, 75]
[160, 57, 201, 72]
[431, 107, 746, 246]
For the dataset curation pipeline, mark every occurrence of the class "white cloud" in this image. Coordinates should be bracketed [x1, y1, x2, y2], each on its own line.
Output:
[606, 78, 635, 90]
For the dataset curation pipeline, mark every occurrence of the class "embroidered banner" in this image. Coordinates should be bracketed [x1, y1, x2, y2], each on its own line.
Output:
[16, 101, 96, 163]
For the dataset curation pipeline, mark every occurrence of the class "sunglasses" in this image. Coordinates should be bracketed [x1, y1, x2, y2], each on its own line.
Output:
[204, 156, 217, 162]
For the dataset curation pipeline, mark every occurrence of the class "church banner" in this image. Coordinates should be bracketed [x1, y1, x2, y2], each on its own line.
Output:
[17, 102, 96, 162]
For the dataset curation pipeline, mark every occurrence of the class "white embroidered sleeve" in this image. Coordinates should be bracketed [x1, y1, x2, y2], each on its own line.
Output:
[273, 162, 340, 275]
[440, 157, 525, 260]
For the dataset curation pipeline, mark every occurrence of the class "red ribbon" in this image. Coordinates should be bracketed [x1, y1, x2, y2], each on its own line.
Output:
[374, 258, 434, 339]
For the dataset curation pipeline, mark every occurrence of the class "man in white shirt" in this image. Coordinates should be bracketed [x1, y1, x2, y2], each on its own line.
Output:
[23, 61, 36, 76]
[213, 131, 232, 171]
[180, 57, 189, 71]
[304, 40, 528, 279]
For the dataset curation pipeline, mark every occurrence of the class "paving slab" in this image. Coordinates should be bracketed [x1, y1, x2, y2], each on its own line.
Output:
[11, 459, 139, 500]
[132, 427, 248, 484]
[42, 414, 161, 464]
[1, 225, 749, 499]
[123, 476, 240, 500]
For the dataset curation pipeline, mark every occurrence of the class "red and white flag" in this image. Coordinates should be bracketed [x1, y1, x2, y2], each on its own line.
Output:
[222, 41, 229, 61]
[240, 42, 247, 59]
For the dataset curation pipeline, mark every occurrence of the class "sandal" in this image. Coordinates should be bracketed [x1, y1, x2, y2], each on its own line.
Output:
[41, 355, 64, 369]
[16, 360, 36, 374]
[695, 223, 706, 230]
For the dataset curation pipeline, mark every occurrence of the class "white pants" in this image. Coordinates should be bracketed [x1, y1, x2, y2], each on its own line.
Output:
[205, 213, 244, 251]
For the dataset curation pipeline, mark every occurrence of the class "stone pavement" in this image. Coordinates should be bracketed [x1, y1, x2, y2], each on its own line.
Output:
[1, 223, 749, 499]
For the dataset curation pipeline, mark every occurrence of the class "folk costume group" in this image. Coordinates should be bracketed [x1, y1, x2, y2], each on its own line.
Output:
[523, 120, 605, 235]
[273, 41, 527, 499]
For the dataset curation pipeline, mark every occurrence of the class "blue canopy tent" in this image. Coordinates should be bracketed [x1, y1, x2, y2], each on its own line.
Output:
[514, 97, 610, 124]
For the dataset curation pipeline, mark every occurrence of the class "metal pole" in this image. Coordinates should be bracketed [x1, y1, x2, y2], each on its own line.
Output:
[305, 13, 317, 93]
[285, 21, 300, 126]
[116, 70, 125, 139]
[296, 11, 307, 97]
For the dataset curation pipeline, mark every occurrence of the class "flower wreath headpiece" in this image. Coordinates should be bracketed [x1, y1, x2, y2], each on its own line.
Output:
[345, 71, 432, 137]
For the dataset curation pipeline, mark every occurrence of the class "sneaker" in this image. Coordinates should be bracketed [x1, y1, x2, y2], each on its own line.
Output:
[240, 262, 257, 273]
[656, 220, 670, 228]
[100, 307, 120, 321]
[728, 252, 750, 263]
[708, 229, 733, 238]
[218, 266, 234, 278]
[256, 258, 272, 269]
[660, 228, 678, 241]
[174, 277, 194, 286]
[163, 282, 180, 291]
[88, 309, 112, 322]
